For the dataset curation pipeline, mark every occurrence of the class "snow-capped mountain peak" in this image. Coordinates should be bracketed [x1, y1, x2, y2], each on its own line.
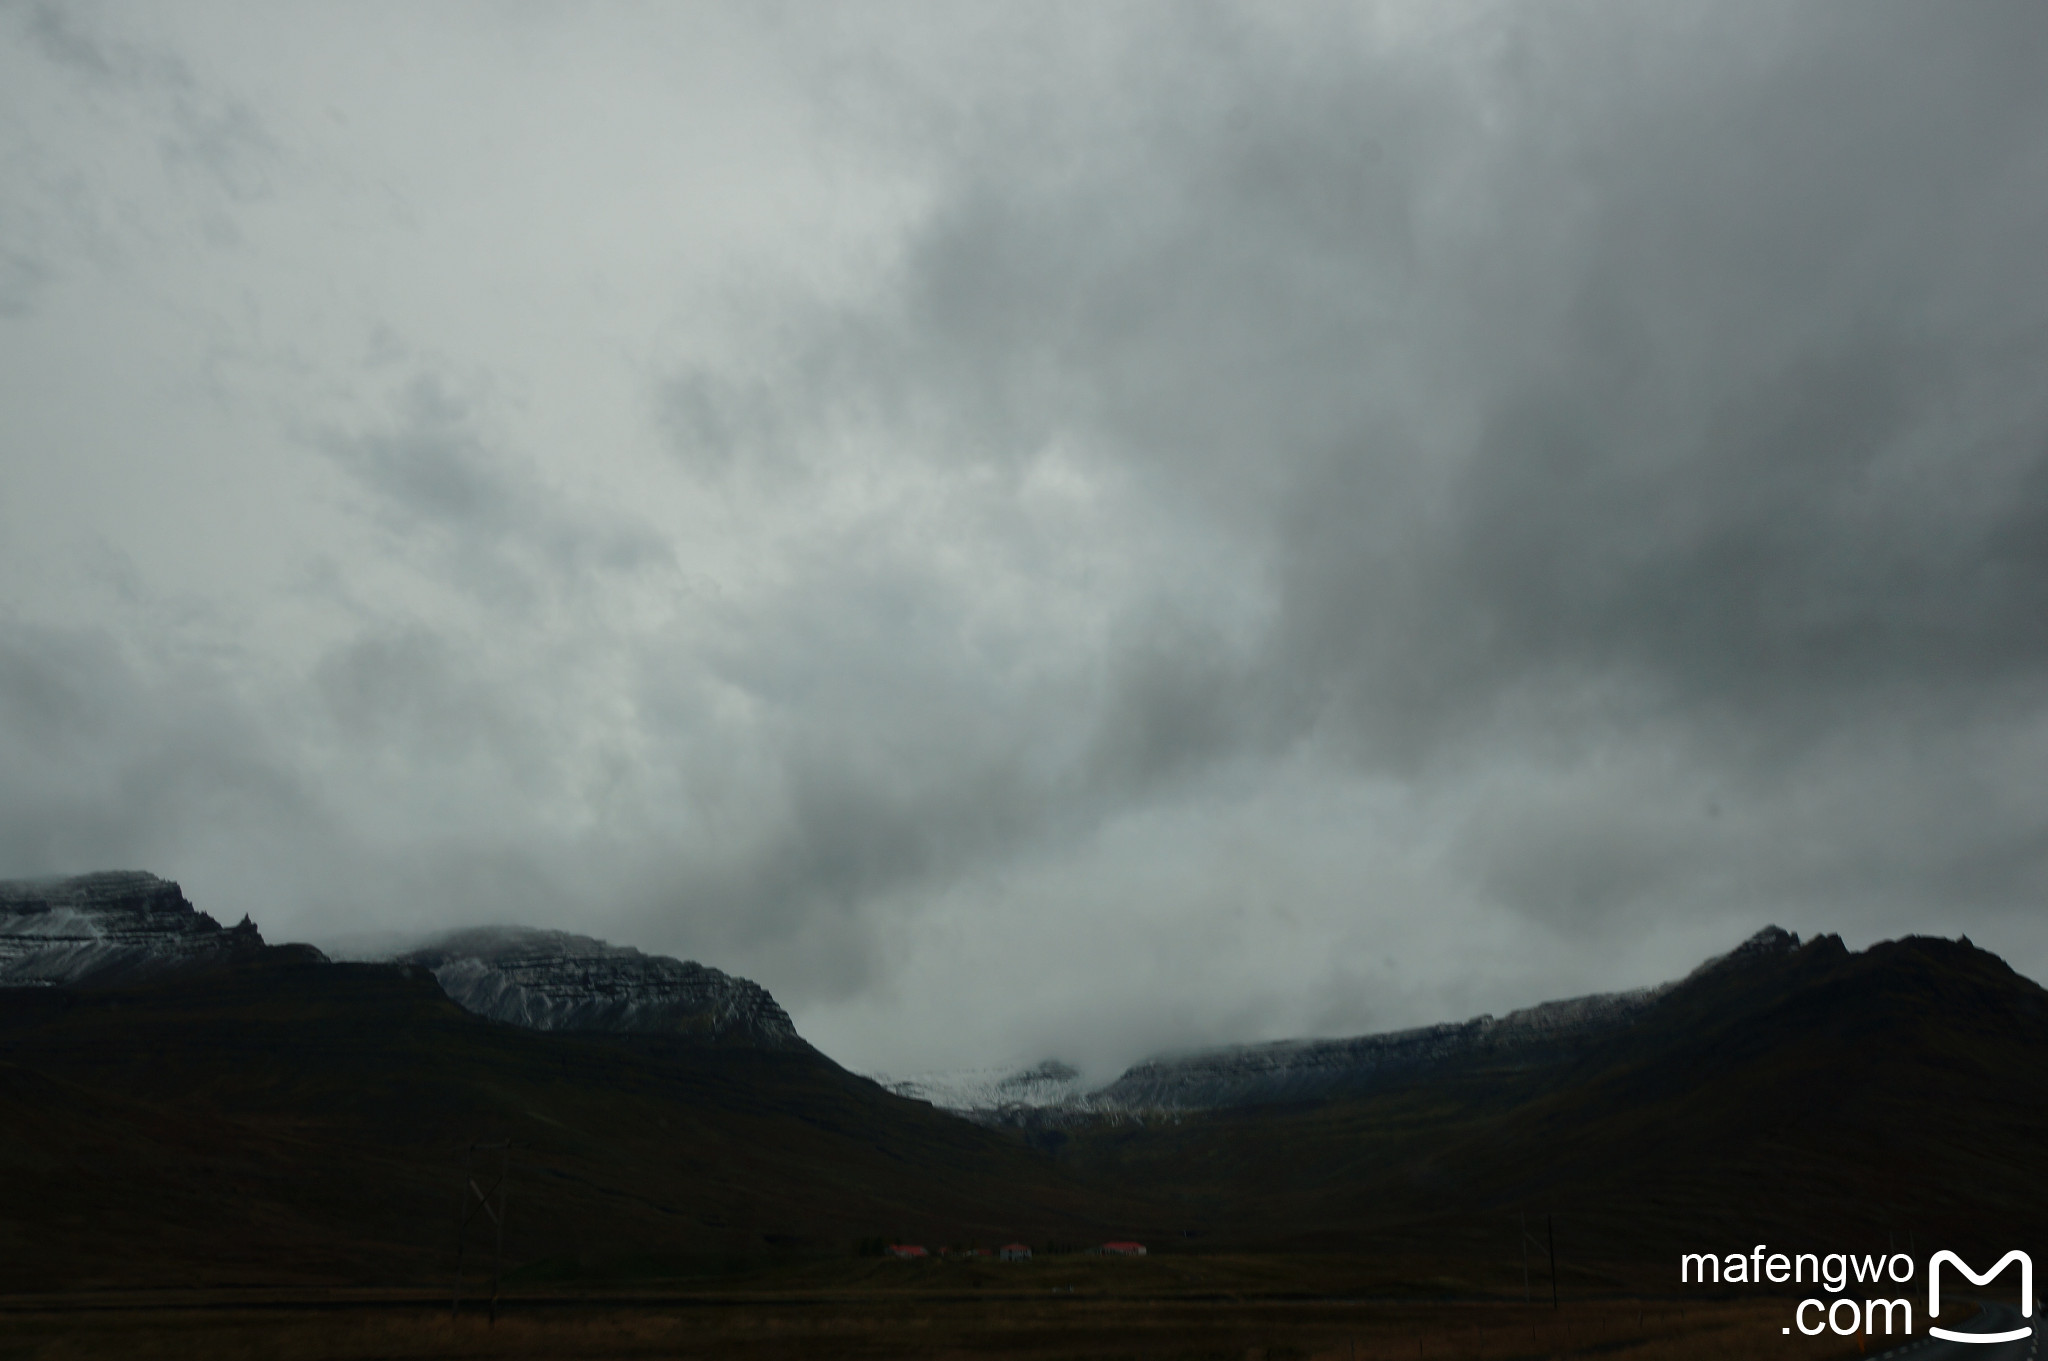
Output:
[393, 925, 807, 1048]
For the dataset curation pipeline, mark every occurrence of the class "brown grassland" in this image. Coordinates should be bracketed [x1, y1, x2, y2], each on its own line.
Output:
[0, 1294, 1877, 1361]
[0, 1255, 1921, 1361]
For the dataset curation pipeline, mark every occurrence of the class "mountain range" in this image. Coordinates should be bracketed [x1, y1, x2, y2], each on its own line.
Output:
[2, 870, 2043, 1291]
[0, 871, 1796, 1119]
[875, 929, 1797, 1119]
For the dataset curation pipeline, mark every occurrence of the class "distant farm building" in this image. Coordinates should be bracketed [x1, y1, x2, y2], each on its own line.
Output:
[1101, 1241, 1147, 1256]
[886, 1244, 928, 1259]
[1000, 1243, 1032, 1261]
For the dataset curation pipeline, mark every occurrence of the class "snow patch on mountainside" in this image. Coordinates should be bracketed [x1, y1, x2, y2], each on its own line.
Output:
[0, 877, 810, 1051]
[0, 871, 299, 986]
[393, 925, 808, 1049]
[875, 1059, 1090, 1112]
[878, 928, 1805, 1120]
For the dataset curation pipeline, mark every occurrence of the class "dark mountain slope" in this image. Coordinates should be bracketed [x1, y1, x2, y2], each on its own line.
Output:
[0, 954, 1143, 1290]
[1047, 932, 2048, 1264]
[5, 915, 2042, 1292]
[904, 928, 1800, 1120]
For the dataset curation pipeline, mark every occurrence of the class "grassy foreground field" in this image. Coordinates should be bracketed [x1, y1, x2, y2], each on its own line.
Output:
[0, 1256, 1888, 1361]
[0, 1295, 1872, 1361]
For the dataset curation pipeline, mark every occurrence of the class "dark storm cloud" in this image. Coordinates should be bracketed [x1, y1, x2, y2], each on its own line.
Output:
[1314, 5, 2048, 749]
[616, 541, 1083, 972]
[677, 1, 2048, 944]
[7, 1, 2047, 1074]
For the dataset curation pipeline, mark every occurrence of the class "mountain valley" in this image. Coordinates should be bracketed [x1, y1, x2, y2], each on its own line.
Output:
[2, 872, 2043, 1296]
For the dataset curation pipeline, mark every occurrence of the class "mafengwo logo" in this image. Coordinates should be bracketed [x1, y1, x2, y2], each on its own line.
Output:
[1679, 1247, 2035, 1342]
[1928, 1251, 2032, 1345]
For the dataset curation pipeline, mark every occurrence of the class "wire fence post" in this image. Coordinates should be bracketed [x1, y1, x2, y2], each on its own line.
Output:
[1519, 1214, 1554, 1307]
[1520, 1213, 1530, 1303]
[1548, 1215, 1559, 1311]
[451, 1140, 511, 1323]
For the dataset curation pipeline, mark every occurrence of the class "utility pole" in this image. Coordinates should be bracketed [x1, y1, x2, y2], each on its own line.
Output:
[1520, 1213, 1530, 1303]
[1548, 1216, 1559, 1311]
[452, 1141, 511, 1324]
[1519, 1214, 1554, 1306]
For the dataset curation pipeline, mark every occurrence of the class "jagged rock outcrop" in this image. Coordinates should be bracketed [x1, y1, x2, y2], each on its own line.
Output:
[1683, 923, 1802, 978]
[0, 871, 313, 987]
[394, 926, 808, 1049]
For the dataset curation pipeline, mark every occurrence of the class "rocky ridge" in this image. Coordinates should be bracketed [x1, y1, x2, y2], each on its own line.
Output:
[882, 926, 1806, 1121]
[393, 926, 808, 1050]
[0, 872, 808, 1051]
[0, 871, 303, 986]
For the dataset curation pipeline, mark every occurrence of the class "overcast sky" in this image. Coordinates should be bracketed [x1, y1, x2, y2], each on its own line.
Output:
[4, 1, 2045, 1079]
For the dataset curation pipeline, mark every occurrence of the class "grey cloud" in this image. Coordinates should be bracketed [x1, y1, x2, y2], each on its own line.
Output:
[8, 2, 2048, 1075]
[18, 2, 278, 203]
[0, 621, 312, 876]
[323, 378, 519, 526]
[619, 554, 1077, 967]
[675, 2, 2048, 951]
[0, 247, 48, 317]
[312, 626, 531, 769]
[1082, 609, 1276, 797]
[157, 95, 275, 204]
[21, 3, 175, 84]
[658, 371, 795, 482]
[318, 374, 675, 606]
